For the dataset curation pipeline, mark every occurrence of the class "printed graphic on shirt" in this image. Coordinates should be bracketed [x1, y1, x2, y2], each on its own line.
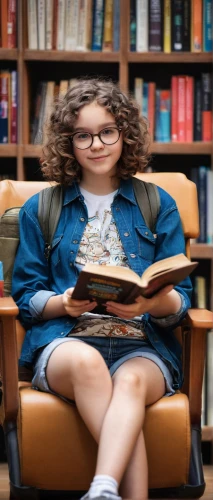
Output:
[69, 316, 147, 338]
[76, 209, 128, 268]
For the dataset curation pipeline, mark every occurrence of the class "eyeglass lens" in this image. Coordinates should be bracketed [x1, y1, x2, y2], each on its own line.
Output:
[72, 128, 120, 149]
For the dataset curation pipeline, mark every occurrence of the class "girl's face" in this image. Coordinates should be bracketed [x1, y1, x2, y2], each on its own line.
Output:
[72, 101, 123, 180]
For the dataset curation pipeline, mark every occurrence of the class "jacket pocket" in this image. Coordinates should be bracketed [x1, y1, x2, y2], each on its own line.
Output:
[136, 226, 156, 262]
[50, 235, 63, 266]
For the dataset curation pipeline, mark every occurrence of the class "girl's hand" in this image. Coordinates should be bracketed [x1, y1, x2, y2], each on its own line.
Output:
[105, 285, 174, 320]
[63, 288, 97, 317]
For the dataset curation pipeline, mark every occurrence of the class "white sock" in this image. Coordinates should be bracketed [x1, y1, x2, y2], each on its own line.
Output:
[88, 474, 118, 498]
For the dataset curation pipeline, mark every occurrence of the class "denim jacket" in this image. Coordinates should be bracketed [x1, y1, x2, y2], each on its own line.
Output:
[12, 179, 192, 388]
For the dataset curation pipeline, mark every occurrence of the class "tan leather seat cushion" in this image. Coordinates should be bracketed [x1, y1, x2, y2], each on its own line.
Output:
[18, 389, 190, 491]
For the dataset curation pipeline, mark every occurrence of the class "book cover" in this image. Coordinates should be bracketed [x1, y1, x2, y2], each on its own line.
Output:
[45, 0, 54, 49]
[192, 0, 202, 52]
[64, 0, 79, 51]
[92, 0, 105, 51]
[1, 0, 8, 48]
[149, 0, 163, 51]
[56, 0, 65, 50]
[201, 73, 212, 141]
[77, 0, 92, 51]
[177, 76, 186, 141]
[10, 70, 17, 144]
[171, 0, 184, 51]
[155, 89, 161, 141]
[0, 71, 10, 144]
[142, 82, 148, 118]
[113, 0, 120, 51]
[136, 0, 148, 52]
[183, 0, 190, 51]
[185, 76, 194, 143]
[171, 75, 178, 142]
[103, 0, 113, 52]
[203, 0, 213, 52]
[72, 254, 198, 311]
[130, 0, 136, 51]
[27, 0, 38, 49]
[38, 0, 45, 50]
[52, 0, 58, 50]
[163, 0, 171, 53]
[156, 89, 171, 142]
[193, 78, 202, 141]
[7, 0, 17, 48]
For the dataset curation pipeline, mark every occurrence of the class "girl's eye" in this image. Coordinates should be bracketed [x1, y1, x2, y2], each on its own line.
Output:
[76, 132, 90, 140]
[102, 128, 114, 135]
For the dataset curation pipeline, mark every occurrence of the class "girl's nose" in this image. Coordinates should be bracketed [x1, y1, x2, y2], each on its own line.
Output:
[91, 135, 104, 149]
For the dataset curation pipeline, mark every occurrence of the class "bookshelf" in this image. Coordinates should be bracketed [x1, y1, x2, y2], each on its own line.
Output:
[0, 0, 212, 432]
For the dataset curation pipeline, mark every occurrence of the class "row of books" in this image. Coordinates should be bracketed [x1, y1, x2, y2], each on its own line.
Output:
[130, 0, 212, 52]
[190, 166, 213, 244]
[134, 73, 212, 142]
[0, 70, 17, 144]
[0, 0, 17, 49]
[27, 0, 120, 51]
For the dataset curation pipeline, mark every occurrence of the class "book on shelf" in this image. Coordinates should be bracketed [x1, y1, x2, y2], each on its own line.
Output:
[201, 73, 212, 142]
[190, 166, 212, 244]
[136, 0, 148, 52]
[206, 169, 213, 244]
[191, 0, 202, 52]
[194, 78, 202, 141]
[155, 89, 171, 142]
[148, 0, 163, 51]
[91, 0, 105, 51]
[27, 0, 38, 49]
[203, 0, 213, 52]
[163, 0, 171, 53]
[38, 0, 45, 50]
[206, 329, 213, 426]
[171, 0, 184, 51]
[0, 0, 17, 49]
[72, 254, 198, 313]
[130, 0, 137, 51]
[183, 0, 191, 51]
[103, 0, 113, 52]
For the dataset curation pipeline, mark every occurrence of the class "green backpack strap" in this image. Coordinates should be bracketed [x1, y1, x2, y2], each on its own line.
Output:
[38, 185, 63, 259]
[132, 177, 160, 233]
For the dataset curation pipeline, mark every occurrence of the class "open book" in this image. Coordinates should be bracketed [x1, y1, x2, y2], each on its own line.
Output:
[72, 254, 198, 309]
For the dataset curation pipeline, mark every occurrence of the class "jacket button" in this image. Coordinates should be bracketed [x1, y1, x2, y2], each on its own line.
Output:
[73, 240, 78, 244]
[130, 254, 136, 258]
[145, 231, 149, 235]
[116, 207, 120, 211]
[80, 217, 85, 222]
[69, 263, 73, 267]
[61, 332, 64, 335]
[124, 232, 129, 237]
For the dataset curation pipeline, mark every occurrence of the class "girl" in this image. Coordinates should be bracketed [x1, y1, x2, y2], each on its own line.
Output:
[12, 78, 192, 500]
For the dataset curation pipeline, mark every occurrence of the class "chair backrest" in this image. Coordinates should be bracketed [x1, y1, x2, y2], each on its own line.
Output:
[0, 173, 199, 239]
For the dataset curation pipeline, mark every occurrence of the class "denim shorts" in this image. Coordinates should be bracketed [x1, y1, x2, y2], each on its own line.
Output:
[32, 336, 175, 403]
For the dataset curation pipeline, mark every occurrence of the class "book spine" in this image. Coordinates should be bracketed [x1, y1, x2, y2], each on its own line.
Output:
[38, 0, 45, 50]
[85, 0, 93, 51]
[64, 0, 78, 51]
[130, 0, 136, 51]
[198, 166, 208, 243]
[56, 0, 65, 50]
[148, 82, 156, 139]
[1, 0, 8, 48]
[45, 0, 54, 50]
[52, 0, 58, 50]
[34, 82, 47, 144]
[203, 0, 213, 52]
[7, 0, 17, 48]
[158, 89, 171, 142]
[92, 0, 105, 51]
[103, 0, 113, 52]
[134, 77, 143, 114]
[171, 0, 184, 51]
[0, 72, 9, 143]
[113, 0, 120, 51]
[194, 275, 207, 308]
[185, 76, 193, 142]
[10, 70, 17, 143]
[177, 76, 186, 141]
[136, 0, 148, 52]
[142, 82, 148, 118]
[27, 0, 38, 49]
[163, 0, 171, 53]
[77, 0, 88, 51]
[183, 0, 190, 51]
[149, 0, 163, 51]
[154, 88, 161, 141]
[192, 0, 202, 52]
[201, 73, 212, 141]
[206, 169, 213, 244]
[171, 75, 178, 142]
[193, 78, 202, 141]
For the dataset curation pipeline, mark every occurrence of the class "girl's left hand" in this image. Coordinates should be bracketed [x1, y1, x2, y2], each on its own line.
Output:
[105, 285, 174, 319]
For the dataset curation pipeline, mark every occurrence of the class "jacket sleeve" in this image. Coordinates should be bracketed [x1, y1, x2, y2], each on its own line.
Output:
[11, 200, 55, 326]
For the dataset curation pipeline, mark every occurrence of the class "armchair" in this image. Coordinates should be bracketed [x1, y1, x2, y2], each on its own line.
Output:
[0, 173, 212, 499]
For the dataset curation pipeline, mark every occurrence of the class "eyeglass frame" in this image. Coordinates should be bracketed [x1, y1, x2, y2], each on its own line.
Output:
[69, 126, 122, 150]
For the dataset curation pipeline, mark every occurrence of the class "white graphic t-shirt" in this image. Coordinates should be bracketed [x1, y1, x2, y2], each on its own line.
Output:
[70, 187, 146, 339]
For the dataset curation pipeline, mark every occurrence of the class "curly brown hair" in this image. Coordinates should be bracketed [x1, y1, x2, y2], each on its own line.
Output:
[41, 78, 151, 185]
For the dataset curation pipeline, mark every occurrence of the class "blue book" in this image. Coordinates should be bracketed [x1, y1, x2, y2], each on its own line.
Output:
[155, 89, 161, 141]
[142, 82, 148, 119]
[92, 0, 105, 51]
[130, 0, 136, 51]
[203, 0, 212, 52]
[113, 0, 120, 51]
[155, 90, 170, 142]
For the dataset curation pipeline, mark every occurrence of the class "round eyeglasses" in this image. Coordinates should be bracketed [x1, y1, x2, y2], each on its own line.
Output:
[70, 127, 122, 150]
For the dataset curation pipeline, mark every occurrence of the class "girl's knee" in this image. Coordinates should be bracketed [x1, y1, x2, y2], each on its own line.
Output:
[114, 370, 145, 397]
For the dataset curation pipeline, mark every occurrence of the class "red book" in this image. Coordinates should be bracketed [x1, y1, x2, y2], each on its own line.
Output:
[7, 0, 16, 48]
[177, 76, 186, 142]
[10, 71, 17, 143]
[148, 82, 156, 139]
[1, 0, 8, 47]
[171, 76, 178, 142]
[185, 76, 194, 143]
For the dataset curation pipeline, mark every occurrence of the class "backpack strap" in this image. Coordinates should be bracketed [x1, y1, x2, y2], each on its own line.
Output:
[38, 185, 63, 259]
[132, 177, 160, 233]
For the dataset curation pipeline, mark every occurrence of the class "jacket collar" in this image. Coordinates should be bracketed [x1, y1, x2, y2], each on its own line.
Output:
[62, 178, 137, 206]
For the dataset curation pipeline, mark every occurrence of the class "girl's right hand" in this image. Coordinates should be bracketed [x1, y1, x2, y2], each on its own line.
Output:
[62, 287, 98, 317]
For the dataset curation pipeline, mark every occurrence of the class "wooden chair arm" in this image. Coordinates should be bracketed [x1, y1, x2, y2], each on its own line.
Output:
[181, 308, 213, 427]
[0, 297, 19, 424]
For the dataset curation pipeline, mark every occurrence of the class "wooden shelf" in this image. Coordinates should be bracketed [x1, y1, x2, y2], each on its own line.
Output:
[24, 50, 120, 62]
[202, 426, 213, 442]
[128, 52, 212, 63]
[0, 145, 18, 157]
[0, 48, 18, 60]
[190, 244, 213, 259]
[151, 142, 212, 155]
[22, 145, 42, 157]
